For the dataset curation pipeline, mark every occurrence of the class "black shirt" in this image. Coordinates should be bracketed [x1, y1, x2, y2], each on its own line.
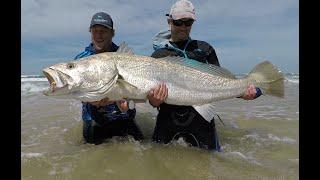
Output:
[151, 39, 220, 66]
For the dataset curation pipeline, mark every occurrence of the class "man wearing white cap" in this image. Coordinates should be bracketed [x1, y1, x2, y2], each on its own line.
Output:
[147, 0, 261, 151]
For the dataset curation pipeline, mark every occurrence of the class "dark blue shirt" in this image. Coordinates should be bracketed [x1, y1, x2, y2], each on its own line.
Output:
[74, 43, 136, 122]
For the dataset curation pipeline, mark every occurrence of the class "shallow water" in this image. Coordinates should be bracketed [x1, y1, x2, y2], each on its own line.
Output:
[21, 76, 299, 179]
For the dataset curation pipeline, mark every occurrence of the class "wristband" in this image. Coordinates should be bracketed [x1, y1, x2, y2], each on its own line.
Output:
[255, 87, 262, 98]
[128, 100, 135, 110]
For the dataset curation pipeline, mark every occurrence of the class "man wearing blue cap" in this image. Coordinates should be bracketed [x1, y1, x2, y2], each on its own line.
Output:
[74, 12, 144, 144]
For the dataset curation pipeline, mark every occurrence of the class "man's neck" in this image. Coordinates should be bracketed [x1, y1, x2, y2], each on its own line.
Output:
[169, 38, 189, 50]
[170, 37, 189, 43]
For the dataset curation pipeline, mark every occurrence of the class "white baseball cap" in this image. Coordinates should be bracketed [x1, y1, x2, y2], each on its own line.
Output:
[167, 0, 196, 20]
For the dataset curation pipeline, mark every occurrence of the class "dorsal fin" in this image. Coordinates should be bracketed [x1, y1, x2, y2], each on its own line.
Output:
[157, 56, 236, 79]
[117, 42, 134, 55]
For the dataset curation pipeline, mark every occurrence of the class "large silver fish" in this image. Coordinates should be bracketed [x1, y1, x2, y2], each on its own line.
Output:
[42, 43, 284, 106]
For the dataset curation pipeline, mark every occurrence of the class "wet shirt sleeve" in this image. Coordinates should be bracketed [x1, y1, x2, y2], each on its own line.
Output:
[207, 46, 220, 66]
[190, 41, 220, 66]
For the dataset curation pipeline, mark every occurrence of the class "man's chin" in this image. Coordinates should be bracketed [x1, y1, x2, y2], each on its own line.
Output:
[176, 33, 189, 40]
[177, 36, 189, 41]
[93, 43, 106, 51]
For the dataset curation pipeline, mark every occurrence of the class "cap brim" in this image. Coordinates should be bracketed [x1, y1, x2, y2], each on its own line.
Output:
[90, 23, 113, 29]
[171, 12, 196, 20]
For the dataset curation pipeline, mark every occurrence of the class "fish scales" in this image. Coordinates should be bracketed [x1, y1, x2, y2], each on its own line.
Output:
[42, 43, 284, 106]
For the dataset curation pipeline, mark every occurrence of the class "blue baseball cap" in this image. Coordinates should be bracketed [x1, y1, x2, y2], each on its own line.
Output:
[90, 12, 113, 29]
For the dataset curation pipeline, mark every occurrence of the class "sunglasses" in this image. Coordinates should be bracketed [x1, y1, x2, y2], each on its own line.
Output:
[172, 19, 194, 27]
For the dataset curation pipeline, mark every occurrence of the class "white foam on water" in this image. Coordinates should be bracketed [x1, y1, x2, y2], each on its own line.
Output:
[21, 77, 48, 82]
[21, 143, 40, 147]
[228, 151, 247, 159]
[267, 134, 296, 144]
[21, 75, 49, 95]
[174, 137, 190, 148]
[243, 133, 296, 145]
[21, 82, 48, 93]
[243, 133, 261, 141]
[21, 75, 43, 78]
[226, 151, 262, 166]
[284, 74, 299, 84]
[286, 78, 299, 84]
[21, 152, 43, 158]
[241, 133, 296, 144]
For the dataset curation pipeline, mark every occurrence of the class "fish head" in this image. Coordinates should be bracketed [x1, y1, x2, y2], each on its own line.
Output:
[42, 61, 84, 96]
[42, 57, 118, 99]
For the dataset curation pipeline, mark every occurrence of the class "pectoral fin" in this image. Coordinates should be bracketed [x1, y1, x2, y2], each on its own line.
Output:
[117, 79, 138, 94]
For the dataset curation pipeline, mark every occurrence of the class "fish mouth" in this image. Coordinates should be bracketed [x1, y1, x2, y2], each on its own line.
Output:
[42, 68, 68, 95]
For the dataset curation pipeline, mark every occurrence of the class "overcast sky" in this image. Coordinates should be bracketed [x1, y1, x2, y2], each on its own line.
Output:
[21, 0, 298, 75]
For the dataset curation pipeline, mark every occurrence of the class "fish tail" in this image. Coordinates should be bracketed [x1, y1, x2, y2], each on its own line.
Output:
[247, 60, 284, 98]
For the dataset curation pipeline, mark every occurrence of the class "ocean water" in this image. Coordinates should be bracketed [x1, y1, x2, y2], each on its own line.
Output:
[21, 74, 299, 180]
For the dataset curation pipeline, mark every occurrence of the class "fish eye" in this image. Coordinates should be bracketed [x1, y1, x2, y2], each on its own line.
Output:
[67, 63, 75, 69]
